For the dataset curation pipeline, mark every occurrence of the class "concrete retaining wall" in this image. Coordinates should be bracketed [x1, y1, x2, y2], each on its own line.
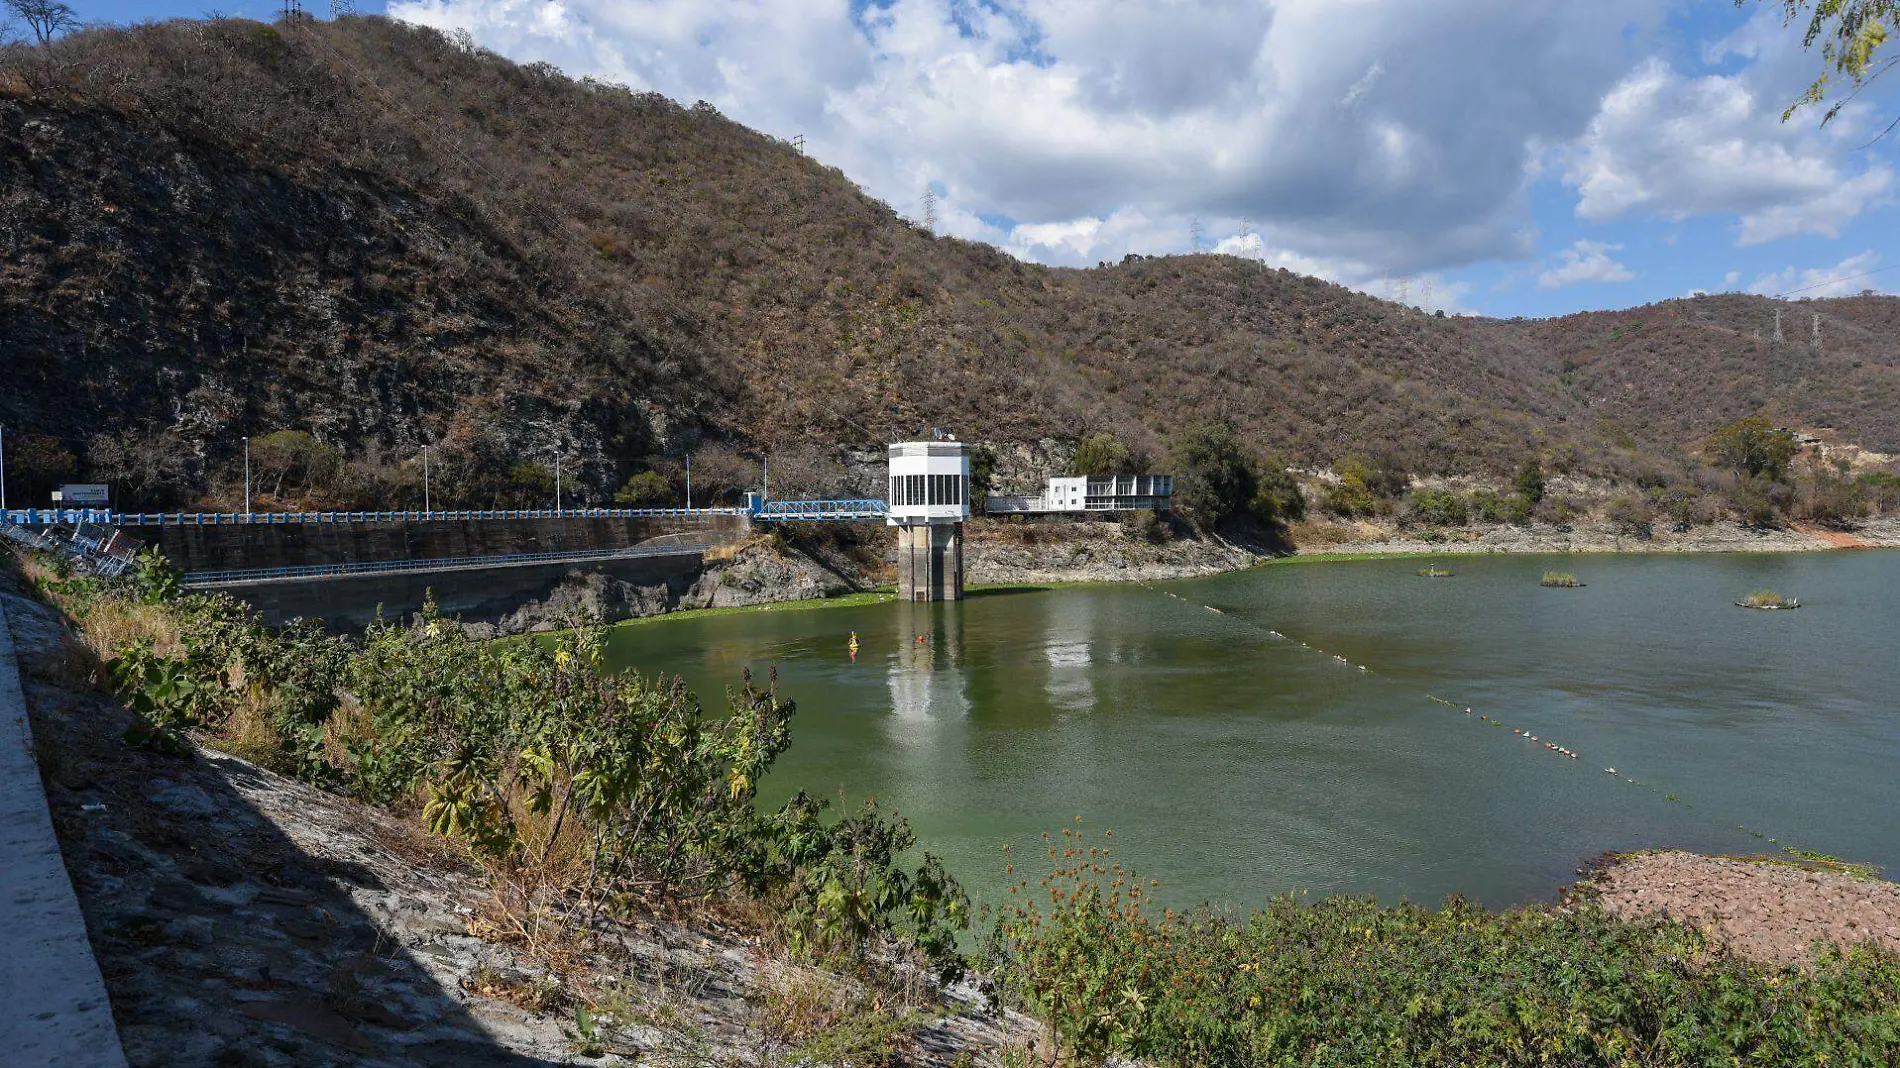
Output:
[0, 590, 129, 1066]
[125, 515, 749, 574]
[219, 550, 709, 632]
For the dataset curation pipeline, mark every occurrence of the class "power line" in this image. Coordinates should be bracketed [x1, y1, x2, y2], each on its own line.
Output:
[1773, 262, 1900, 298]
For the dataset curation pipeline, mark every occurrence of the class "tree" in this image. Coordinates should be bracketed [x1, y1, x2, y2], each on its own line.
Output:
[613, 470, 673, 506]
[1748, 1, 1898, 138]
[3, 0, 78, 44]
[1168, 420, 1301, 526]
[4, 433, 75, 503]
[249, 430, 343, 500]
[1072, 432, 1133, 477]
[1704, 416, 1800, 480]
[1408, 488, 1468, 526]
[1250, 459, 1306, 523]
[1514, 456, 1547, 505]
[968, 444, 997, 513]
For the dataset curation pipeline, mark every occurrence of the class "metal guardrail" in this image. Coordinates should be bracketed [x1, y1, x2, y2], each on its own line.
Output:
[7, 500, 894, 529]
[182, 542, 711, 587]
[754, 499, 890, 521]
[3, 507, 749, 528]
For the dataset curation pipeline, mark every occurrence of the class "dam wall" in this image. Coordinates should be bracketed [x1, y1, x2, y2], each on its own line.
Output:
[215, 550, 710, 633]
[123, 514, 749, 574]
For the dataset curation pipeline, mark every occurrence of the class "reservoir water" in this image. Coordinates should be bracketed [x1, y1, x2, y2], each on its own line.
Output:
[600, 552, 1900, 914]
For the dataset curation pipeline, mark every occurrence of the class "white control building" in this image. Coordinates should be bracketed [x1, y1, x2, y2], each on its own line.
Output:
[887, 440, 969, 601]
[987, 474, 1173, 515]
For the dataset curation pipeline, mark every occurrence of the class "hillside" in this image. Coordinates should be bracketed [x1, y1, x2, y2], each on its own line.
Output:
[2, 15, 1898, 510]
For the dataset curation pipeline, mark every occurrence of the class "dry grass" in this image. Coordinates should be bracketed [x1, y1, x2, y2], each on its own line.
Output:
[1287, 519, 1384, 549]
[211, 696, 293, 773]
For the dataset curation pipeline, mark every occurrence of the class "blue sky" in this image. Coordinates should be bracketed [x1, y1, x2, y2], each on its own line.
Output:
[40, 1, 1900, 318]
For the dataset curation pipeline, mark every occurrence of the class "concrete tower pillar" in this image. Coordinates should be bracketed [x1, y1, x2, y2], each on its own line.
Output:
[887, 440, 970, 602]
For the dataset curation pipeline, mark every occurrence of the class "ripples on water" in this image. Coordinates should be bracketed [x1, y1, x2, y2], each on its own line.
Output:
[602, 551, 1900, 913]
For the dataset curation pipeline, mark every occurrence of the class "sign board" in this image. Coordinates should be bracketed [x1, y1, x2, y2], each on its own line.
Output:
[58, 484, 110, 506]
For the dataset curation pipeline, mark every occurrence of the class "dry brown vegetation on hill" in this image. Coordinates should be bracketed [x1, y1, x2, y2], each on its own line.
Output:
[2, 15, 1898, 510]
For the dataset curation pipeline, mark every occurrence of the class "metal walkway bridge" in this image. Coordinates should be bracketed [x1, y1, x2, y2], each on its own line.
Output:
[4, 499, 890, 528]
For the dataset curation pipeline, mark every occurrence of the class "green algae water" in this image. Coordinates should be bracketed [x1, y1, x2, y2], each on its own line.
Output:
[600, 552, 1900, 914]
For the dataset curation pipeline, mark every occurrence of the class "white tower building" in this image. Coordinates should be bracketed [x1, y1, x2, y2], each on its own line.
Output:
[887, 440, 970, 601]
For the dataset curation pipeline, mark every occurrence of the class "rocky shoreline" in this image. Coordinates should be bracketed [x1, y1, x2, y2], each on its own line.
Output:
[1575, 850, 1900, 966]
[1286, 516, 1900, 558]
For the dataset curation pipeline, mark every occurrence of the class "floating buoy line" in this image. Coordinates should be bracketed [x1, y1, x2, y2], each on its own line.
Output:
[1135, 580, 1798, 852]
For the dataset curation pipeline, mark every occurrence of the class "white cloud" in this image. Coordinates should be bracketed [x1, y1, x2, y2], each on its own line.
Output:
[384, 0, 1898, 296]
[389, 0, 1662, 277]
[1562, 12, 1895, 246]
[1538, 240, 1635, 288]
[1747, 251, 1892, 298]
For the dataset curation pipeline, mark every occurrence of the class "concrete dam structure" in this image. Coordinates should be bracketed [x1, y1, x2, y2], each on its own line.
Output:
[887, 440, 970, 602]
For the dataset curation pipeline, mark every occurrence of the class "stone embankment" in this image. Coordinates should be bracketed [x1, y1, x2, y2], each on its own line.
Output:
[964, 516, 1262, 585]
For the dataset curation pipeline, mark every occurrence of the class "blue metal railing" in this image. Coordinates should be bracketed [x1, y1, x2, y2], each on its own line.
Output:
[754, 499, 890, 521]
[4, 507, 749, 527]
[4, 503, 897, 526]
[182, 542, 711, 587]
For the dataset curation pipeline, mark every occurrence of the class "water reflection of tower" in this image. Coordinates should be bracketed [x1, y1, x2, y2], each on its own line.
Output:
[886, 598, 968, 728]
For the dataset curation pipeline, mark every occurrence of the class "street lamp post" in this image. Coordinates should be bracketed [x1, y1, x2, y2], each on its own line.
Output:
[243, 436, 251, 515]
[422, 445, 431, 513]
[555, 455, 562, 513]
[685, 455, 692, 509]
[1, 424, 8, 512]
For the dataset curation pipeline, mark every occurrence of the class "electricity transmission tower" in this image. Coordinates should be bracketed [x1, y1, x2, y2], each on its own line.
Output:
[1189, 217, 1203, 253]
[281, 0, 303, 19]
[921, 184, 936, 234]
[1811, 313, 1821, 352]
[791, 134, 805, 154]
[1772, 307, 1783, 345]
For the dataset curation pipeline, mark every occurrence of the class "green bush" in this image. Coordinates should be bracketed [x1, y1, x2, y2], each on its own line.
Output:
[55, 575, 970, 979]
[1248, 460, 1305, 524]
[1073, 432, 1134, 477]
[1406, 488, 1468, 526]
[988, 831, 1900, 1067]
[1165, 421, 1304, 526]
[1514, 456, 1547, 504]
[612, 470, 674, 506]
[1469, 488, 1532, 524]
[1705, 417, 1799, 481]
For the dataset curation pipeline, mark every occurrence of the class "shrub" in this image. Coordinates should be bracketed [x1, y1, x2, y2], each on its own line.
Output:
[989, 831, 1900, 1068]
[1540, 571, 1581, 587]
[1533, 494, 1581, 525]
[1073, 432, 1134, 477]
[1167, 419, 1255, 525]
[1797, 465, 1866, 528]
[1248, 460, 1305, 523]
[1514, 456, 1546, 504]
[1726, 474, 1791, 528]
[1605, 491, 1655, 537]
[1406, 488, 1467, 526]
[1469, 488, 1531, 525]
[612, 470, 674, 506]
[37, 566, 971, 979]
[1860, 470, 1900, 514]
[1705, 417, 1799, 481]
